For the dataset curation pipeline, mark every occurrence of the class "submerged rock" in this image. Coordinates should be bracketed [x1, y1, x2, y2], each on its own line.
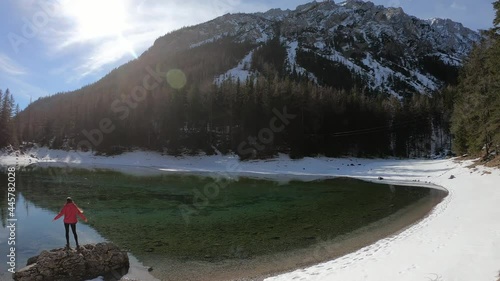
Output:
[13, 242, 129, 281]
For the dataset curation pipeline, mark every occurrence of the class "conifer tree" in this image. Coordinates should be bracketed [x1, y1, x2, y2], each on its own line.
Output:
[451, 2, 500, 158]
[0, 89, 15, 148]
[0, 89, 3, 120]
[494, 1, 500, 27]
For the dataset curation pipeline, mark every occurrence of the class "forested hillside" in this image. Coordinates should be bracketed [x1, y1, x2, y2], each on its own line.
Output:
[11, 70, 452, 159]
[4, 1, 497, 160]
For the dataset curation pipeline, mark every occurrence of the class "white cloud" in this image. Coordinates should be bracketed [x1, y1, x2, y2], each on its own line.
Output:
[0, 54, 26, 76]
[16, 0, 270, 82]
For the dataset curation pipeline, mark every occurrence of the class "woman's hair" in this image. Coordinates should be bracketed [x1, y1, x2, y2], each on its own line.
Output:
[66, 197, 73, 203]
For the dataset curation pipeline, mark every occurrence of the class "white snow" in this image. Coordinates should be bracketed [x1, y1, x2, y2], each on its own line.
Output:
[86, 254, 160, 281]
[431, 52, 462, 67]
[285, 40, 318, 82]
[189, 34, 225, 49]
[323, 50, 362, 74]
[256, 28, 270, 43]
[361, 53, 399, 96]
[411, 70, 439, 92]
[314, 40, 326, 50]
[361, 53, 438, 95]
[215, 49, 256, 85]
[2, 148, 500, 281]
[286, 41, 299, 66]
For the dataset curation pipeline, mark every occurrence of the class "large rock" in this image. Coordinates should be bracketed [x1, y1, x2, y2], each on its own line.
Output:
[13, 242, 129, 281]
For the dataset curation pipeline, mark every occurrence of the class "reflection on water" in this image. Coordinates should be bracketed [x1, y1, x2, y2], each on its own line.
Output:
[0, 192, 105, 280]
[0, 165, 445, 281]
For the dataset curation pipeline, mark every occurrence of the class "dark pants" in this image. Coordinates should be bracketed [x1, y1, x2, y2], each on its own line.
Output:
[64, 223, 79, 246]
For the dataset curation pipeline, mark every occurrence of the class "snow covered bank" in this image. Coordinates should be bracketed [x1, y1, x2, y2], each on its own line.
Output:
[1, 148, 499, 281]
[0, 148, 453, 188]
[265, 161, 500, 281]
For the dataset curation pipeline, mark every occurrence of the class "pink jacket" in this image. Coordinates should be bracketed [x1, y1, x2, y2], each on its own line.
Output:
[53, 203, 87, 224]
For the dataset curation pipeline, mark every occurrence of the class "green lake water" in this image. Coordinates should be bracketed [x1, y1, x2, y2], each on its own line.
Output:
[0, 165, 446, 281]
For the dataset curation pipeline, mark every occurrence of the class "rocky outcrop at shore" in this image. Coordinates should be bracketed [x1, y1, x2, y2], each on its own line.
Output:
[13, 242, 129, 281]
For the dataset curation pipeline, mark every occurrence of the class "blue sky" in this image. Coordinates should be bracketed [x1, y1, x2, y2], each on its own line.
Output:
[0, 0, 495, 109]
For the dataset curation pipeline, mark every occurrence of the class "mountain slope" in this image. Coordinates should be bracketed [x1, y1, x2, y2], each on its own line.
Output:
[149, 0, 480, 96]
[15, 0, 481, 158]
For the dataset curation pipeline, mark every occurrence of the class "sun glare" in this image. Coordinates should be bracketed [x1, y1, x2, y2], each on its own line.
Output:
[62, 0, 128, 40]
[60, 0, 138, 59]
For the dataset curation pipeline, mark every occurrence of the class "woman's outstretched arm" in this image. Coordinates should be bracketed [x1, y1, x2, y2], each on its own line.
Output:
[53, 205, 66, 221]
[76, 206, 88, 222]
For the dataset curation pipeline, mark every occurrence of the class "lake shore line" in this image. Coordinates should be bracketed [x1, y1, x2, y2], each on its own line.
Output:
[158, 190, 444, 281]
[1, 148, 499, 281]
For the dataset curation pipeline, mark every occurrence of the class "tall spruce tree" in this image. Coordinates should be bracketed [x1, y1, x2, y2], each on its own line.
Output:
[0, 89, 3, 120]
[451, 3, 500, 157]
[0, 89, 14, 148]
[494, 0, 500, 27]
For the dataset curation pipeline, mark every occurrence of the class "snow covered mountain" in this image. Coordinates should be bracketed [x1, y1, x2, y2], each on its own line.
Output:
[151, 0, 481, 96]
[16, 0, 483, 157]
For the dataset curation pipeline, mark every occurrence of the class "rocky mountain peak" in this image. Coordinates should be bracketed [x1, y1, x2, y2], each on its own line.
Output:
[149, 1, 481, 96]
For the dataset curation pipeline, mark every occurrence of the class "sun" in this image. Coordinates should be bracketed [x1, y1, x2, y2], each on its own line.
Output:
[59, 0, 137, 58]
[61, 0, 128, 40]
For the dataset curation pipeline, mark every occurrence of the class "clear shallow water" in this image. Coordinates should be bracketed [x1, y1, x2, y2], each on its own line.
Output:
[0, 165, 446, 280]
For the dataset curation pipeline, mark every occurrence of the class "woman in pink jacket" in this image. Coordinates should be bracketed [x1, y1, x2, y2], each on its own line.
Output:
[53, 197, 88, 249]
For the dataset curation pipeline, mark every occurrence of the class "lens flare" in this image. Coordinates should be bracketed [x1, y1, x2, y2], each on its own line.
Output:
[167, 69, 187, 90]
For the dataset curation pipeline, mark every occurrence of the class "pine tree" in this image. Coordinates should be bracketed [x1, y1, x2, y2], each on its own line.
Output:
[494, 1, 500, 27]
[0, 89, 3, 121]
[451, 2, 500, 158]
[0, 90, 4, 147]
[0, 89, 13, 148]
